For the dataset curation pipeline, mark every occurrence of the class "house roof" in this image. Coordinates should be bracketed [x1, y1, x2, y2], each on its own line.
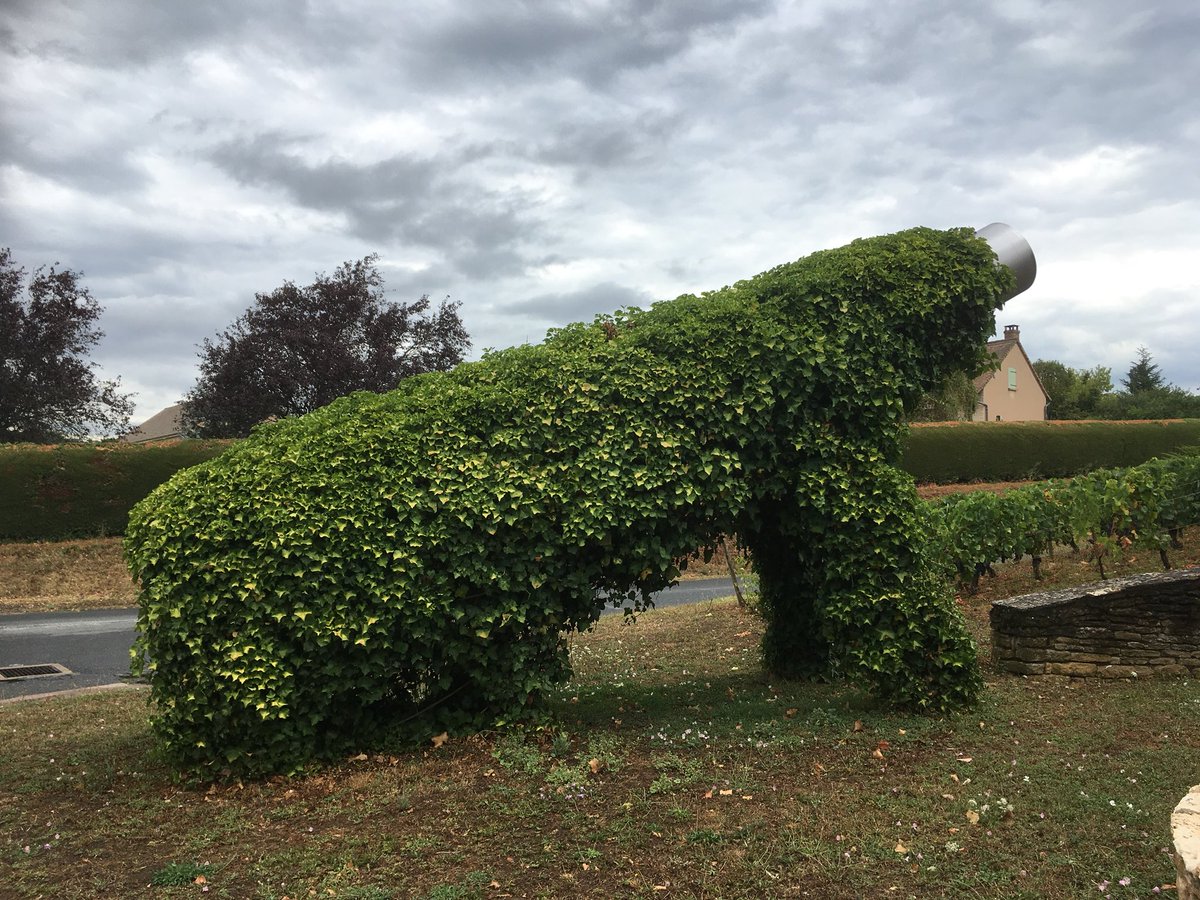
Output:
[121, 402, 185, 443]
[973, 337, 1018, 391]
[973, 334, 1049, 401]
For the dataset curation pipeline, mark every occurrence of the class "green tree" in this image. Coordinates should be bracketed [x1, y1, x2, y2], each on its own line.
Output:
[0, 248, 134, 442]
[1122, 346, 1166, 394]
[909, 370, 979, 422]
[1096, 387, 1200, 420]
[1095, 347, 1200, 419]
[1031, 360, 1113, 419]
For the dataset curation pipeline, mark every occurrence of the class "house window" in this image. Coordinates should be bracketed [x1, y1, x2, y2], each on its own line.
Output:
[1008, 367, 1017, 391]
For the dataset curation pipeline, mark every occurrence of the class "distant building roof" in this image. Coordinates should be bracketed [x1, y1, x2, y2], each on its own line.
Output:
[973, 325, 1048, 398]
[121, 402, 185, 443]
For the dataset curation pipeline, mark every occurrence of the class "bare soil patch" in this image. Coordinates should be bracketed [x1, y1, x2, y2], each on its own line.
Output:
[915, 480, 1036, 500]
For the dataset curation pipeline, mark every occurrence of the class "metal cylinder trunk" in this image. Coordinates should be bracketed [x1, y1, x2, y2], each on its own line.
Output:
[976, 222, 1037, 300]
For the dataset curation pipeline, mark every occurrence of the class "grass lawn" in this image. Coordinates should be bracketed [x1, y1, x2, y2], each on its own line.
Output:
[2, 531, 1198, 898]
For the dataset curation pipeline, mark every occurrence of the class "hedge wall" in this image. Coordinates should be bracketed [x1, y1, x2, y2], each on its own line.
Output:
[901, 420, 1200, 484]
[0, 441, 231, 541]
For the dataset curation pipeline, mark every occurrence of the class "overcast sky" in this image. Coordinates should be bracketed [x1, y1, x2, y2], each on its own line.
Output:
[3, 0, 1198, 426]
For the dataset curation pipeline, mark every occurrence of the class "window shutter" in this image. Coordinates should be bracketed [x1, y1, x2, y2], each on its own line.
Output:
[1008, 367, 1018, 390]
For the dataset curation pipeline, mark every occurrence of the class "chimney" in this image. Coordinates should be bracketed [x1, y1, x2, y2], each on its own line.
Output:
[1003, 324, 1020, 342]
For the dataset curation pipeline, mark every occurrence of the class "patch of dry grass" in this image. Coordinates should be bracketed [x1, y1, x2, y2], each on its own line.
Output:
[0, 538, 136, 614]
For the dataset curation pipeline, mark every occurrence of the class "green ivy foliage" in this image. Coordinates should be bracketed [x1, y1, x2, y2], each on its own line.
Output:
[125, 226, 1013, 775]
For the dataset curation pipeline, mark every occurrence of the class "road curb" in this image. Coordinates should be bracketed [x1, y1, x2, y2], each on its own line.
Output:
[0, 681, 148, 705]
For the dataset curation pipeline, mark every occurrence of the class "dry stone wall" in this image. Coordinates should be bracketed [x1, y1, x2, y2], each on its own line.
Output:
[990, 570, 1200, 678]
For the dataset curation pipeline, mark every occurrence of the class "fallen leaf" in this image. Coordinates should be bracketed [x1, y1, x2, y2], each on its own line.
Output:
[956, 756, 973, 763]
[853, 720, 864, 732]
[350, 753, 368, 761]
[735, 630, 752, 637]
[949, 773, 960, 784]
[894, 841, 907, 854]
[965, 809, 980, 825]
[872, 748, 885, 760]
[431, 731, 449, 748]
[876, 740, 891, 751]
[941, 793, 956, 800]
[785, 708, 798, 719]
[194, 875, 207, 885]
[898, 729, 906, 736]
[588, 758, 603, 774]
[719, 789, 733, 796]
[703, 789, 713, 799]
[741, 794, 754, 801]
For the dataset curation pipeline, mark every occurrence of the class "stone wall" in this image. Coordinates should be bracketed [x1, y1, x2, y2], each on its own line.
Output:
[1176, 786, 1200, 900]
[990, 569, 1200, 678]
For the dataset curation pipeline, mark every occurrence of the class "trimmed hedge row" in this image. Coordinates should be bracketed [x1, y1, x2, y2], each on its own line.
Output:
[928, 453, 1200, 591]
[0, 441, 231, 541]
[3, 421, 1199, 541]
[901, 420, 1200, 484]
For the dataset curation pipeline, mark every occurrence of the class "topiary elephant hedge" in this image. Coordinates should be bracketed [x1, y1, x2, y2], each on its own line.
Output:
[126, 224, 1034, 774]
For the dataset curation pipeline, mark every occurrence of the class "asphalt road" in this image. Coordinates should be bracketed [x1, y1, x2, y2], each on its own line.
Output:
[0, 576, 741, 701]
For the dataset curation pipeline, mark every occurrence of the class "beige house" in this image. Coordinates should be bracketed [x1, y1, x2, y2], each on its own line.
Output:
[972, 325, 1048, 422]
[121, 402, 186, 443]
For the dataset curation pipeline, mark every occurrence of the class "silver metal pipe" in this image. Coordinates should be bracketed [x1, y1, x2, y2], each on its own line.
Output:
[975, 223, 1036, 299]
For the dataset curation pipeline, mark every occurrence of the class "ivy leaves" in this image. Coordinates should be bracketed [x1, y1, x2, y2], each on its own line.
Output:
[125, 226, 1014, 775]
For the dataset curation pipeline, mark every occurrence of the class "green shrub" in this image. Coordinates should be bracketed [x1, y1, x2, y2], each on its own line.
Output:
[0, 441, 231, 541]
[126, 226, 1012, 775]
[901, 420, 1200, 483]
[928, 451, 1200, 587]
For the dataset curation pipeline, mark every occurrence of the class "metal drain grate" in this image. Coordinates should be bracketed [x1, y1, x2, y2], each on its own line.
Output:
[0, 663, 73, 681]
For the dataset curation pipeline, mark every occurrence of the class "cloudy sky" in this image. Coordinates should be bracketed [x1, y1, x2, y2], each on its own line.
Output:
[3, 0, 1198, 426]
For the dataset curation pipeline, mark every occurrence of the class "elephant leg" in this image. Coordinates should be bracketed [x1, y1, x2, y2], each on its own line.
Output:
[758, 461, 981, 711]
[742, 505, 832, 680]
